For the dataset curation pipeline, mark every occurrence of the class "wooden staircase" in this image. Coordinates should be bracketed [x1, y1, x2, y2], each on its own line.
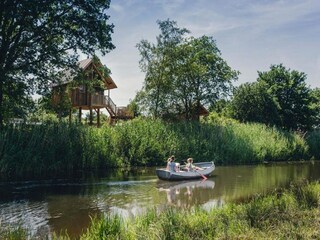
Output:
[104, 95, 133, 120]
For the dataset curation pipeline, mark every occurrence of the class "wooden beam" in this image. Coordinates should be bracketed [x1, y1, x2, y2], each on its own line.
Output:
[97, 108, 100, 127]
[79, 107, 82, 123]
[89, 108, 93, 125]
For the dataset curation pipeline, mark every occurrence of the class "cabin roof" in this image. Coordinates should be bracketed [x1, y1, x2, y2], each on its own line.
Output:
[197, 105, 209, 116]
[52, 58, 117, 89]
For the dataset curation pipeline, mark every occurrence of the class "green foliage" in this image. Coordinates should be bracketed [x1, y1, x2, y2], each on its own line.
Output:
[0, 225, 28, 240]
[230, 64, 316, 131]
[73, 181, 320, 239]
[28, 97, 60, 123]
[136, 19, 189, 118]
[127, 98, 141, 117]
[230, 82, 280, 126]
[306, 130, 320, 159]
[136, 19, 238, 120]
[205, 112, 239, 126]
[80, 215, 123, 240]
[0, 0, 115, 125]
[0, 119, 315, 178]
[3, 181, 320, 239]
[258, 64, 315, 131]
[73, 55, 111, 93]
[310, 88, 320, 128]
[2, 82, 35, 123]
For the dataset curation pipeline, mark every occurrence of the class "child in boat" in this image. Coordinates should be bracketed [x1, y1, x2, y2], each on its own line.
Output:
[185, 158, 203, 171]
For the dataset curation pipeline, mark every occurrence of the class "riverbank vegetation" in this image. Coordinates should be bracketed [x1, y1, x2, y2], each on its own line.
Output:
[1, 117, 318, 178]
[2, 180, 319, 239]
[80, 181, 320, 240]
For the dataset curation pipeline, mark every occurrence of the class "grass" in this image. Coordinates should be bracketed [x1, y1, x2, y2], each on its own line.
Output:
[306, 129, 320, 160]
[4, 180, 318, 239]
[0, 225, 28, 240]
[76, 180, 320, 240]
[0, 118, 317, 178]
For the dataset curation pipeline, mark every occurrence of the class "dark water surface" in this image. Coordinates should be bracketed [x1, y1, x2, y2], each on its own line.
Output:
[0, 161, 319, 238]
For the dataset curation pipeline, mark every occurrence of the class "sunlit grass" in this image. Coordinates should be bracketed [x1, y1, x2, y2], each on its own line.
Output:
[3, 181, 319, 239]
[0, 118, 317, 178]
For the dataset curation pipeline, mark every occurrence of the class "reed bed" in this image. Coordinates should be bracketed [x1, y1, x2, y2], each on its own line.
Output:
[0, 118, 316, 178]
[306, 130, 320, 160]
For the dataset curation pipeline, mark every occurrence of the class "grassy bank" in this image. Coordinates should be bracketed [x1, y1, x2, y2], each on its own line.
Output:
[80, 181, 320, 240]
[0, 118, 317, 178]
[3, 180, 319, 239]
[306, 130, 320, 160]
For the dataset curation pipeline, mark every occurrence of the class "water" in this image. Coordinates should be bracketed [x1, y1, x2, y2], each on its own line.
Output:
[0, 161, 319, 238]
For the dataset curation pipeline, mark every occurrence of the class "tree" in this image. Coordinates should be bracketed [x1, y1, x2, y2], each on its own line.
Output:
[136, 19, 238, 120]
[230, 82, 280, 125]
[172, 36, 238, 120]
[258, 64, 314, 131]
[136, 19, 189, 118]
[0, 0, 115, 126]
[2, 81, 35, 121]
[310, 88, 320, 129]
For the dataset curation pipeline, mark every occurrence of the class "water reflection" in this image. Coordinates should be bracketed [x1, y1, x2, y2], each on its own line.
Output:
[0, 161, 319, 238]
[157, 180, 216, 207]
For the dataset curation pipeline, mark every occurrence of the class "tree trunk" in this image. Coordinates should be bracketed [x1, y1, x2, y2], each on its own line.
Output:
[0, 77, 4, 128]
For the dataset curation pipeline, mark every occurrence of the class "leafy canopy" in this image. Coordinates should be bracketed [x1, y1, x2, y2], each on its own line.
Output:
[230, 64, 316, 131]
[136, 19, 238, 120]
[0, 0, 115, 125]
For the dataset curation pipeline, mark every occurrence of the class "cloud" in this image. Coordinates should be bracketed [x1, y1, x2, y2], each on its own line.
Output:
[110, 4, 124, 13]
[101, 0, 320, 105]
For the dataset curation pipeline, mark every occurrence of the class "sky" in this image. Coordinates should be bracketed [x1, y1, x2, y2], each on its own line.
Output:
[89, 0, 320, 107]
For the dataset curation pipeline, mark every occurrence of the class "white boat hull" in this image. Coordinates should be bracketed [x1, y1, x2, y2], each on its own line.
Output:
[156, 162, 215, 181]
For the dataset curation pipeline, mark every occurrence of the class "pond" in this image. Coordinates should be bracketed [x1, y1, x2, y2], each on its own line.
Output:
[0, 161, 319, 238]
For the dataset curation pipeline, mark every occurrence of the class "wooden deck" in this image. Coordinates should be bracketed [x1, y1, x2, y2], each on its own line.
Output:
[70, 90, 132, 119]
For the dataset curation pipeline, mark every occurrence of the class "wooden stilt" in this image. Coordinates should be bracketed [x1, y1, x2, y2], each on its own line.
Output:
[89, 108, 93, 125]
[78, 107, 82, 124]
[97, 108, 100, 127]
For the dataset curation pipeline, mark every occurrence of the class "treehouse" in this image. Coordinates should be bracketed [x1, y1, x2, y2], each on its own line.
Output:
[52, 58, 133, 126]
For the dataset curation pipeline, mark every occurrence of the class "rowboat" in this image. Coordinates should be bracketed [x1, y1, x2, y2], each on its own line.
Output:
[156, 162, 215, 181]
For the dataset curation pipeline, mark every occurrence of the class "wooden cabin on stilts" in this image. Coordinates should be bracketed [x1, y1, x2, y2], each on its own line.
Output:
[52, 57, 132, 126]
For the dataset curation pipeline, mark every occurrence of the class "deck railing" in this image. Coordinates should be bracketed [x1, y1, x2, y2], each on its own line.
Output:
[70, 89, 132, 118]
[91, 94, 105, 106]
[104, 95, 116, 115]
[71, 90, 87, 106]
[116, 106, 132, 118]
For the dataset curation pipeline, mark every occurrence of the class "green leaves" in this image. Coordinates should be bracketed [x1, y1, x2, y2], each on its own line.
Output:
[0, 0, 115, 124]
[136, 20, 238, 120]
[230, 64, 317, 131]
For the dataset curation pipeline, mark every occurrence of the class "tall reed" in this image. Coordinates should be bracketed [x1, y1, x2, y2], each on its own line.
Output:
[306, 130, 320, 159]
[0, 118, 315, 178]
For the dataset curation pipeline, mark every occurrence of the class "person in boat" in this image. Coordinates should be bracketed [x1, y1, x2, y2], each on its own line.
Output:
[166, 155, 178, 172]
[166, 157, 172, 170]
[185, 158, 203, 171]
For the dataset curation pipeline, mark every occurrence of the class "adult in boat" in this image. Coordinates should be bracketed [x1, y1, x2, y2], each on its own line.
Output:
[166, 155, 178, 172]
[185, 158, 203, 171]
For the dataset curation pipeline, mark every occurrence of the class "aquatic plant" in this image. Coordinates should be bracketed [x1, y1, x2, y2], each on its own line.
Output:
[0, 118, 316, 178]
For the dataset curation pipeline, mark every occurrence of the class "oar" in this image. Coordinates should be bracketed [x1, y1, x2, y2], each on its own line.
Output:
[196, 170, 207, 180]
